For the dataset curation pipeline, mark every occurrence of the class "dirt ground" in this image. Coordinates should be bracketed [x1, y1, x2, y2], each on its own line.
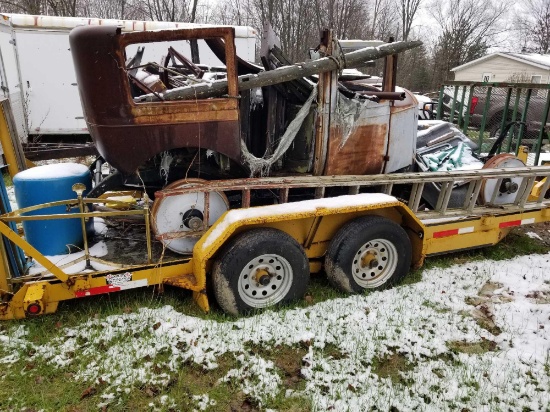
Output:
[514, 220, 550, 246]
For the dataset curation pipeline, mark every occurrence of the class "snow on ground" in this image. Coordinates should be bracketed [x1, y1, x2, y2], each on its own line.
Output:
[1, 253, 550, 411]
[26, 240, 113, 275]
[25, 218, 113, 276]
[5, 185, 17, 212]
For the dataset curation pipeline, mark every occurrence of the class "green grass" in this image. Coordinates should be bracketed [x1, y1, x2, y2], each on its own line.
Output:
[2, 171, 12, 187]
[371, 352, 416, 385]
[7, 228, 547, 342]
[0, 229, 546, 411]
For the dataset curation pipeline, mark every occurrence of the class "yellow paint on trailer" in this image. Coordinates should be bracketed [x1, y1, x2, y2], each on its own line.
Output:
[1, 284, 28, 320]
[0, 102, 24, 178]
[1, 186, 547, 320]
[191, 198, 425, 307]
[22, 281, 57, 316]
[423, 208, 549, 256]
[257, 206, 410, 258]
[530, 177, 548, 200]
[0, 260, 195, 320]
[0, 221, 69, 282]
[193, 291, 210, 313]
[309, 260, 323, 274]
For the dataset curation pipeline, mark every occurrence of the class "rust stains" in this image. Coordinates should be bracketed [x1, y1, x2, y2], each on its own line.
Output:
[69, 25, 242, 176]
[324, 123, 388, 175]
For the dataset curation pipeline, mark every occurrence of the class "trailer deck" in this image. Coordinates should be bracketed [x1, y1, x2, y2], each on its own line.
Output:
[0, 166, 549, 319]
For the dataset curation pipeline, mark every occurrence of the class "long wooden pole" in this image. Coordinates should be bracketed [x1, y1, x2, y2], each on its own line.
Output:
[136, 40, 422, 102]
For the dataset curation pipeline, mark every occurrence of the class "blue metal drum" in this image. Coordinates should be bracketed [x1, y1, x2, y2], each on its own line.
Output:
[13, 163, 92, 255]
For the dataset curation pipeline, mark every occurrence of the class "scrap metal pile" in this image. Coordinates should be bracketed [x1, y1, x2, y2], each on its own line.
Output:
[70, 24, 512, 254]
[70, 24, 422, 199]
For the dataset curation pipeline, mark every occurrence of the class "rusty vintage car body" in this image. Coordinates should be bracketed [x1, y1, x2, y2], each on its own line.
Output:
[69, 25, 420, 196]
[70, 26, 241, 179]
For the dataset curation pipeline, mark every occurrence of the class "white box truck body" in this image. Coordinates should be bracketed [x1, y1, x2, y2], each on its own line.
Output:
[0, 14, 258, 143]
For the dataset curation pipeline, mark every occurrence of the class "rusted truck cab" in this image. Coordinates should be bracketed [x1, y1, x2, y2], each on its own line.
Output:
[70, 25, 420, 196]
[70, 26, 242, 178]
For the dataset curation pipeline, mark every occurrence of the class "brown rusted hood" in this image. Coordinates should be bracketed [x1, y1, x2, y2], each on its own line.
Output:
[69, 25, 242, 176]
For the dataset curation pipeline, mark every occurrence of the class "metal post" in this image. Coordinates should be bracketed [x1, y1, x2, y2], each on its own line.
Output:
[458, 85, 467, 128]
[436, 86, 444, 120]
[497, 88, 512, 154]
[143, 193, 152, 264]
[534, 87, 550, 166]
[72, 183, 92, 270]
[0, 234, 13, 292]
[505, 88, 522, 153]
[478, 86, 493, 153]
[516, 88, 532, 154]
[462, 85, 475, 134]
[450, 86, 459, 124]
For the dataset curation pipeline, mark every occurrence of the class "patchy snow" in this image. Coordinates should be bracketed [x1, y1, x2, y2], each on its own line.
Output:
[1, 253, 549, 410]
[93, 217, 107, 235]
[27, 240, 112, 275]
[5, 185, 17, 212]
[201, 193, 397, 249]
[526, 231, 543, 241]
[192, 394, 216, 411]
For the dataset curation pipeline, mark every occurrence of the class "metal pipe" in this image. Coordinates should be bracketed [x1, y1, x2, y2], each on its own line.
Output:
[137, 40, 423, 102]
[143, 193, 152, 264]
[73, 184, 92, 270]
[360, 91, 406, 100]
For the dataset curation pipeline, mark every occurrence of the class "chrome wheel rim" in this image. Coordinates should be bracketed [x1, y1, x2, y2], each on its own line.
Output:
[238, 254, 293, 307]
[351, 238, 398, 288]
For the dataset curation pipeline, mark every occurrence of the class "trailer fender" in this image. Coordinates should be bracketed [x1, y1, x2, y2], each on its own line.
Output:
[192, 193, 425, 293]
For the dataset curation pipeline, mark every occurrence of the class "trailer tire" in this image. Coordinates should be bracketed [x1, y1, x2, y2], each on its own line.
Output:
[325, 216, 411, 293]
[212, 228, 309, 315]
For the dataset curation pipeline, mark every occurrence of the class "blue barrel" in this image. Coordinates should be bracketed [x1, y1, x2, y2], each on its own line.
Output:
[13, 163, 92, 256]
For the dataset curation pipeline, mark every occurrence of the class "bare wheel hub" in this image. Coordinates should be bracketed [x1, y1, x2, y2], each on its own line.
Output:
[255, 268, 272, 286]
[238, 254, 294, 307]
[151, 178, 229, 254]
[361, 252, 379, 269]
[181, 208, 204, 231]
[352, 238, 398, 289]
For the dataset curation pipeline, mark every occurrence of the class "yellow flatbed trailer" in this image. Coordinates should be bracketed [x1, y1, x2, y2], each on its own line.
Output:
[1, 165, 550, 320]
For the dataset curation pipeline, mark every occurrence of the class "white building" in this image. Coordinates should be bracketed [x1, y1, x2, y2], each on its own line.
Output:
[451, 53, 550, 84]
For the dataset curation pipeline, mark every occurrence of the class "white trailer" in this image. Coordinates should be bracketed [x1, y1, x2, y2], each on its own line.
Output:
[0, 13, 258, 143]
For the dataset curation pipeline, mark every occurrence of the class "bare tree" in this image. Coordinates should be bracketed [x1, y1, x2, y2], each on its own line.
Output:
[81, 0, 138, 19]
[143, 0, 191, 21]
[243, 0, 318, 61]
[0, 0, 47, 14]
[369, 0, 395, 39]
[398, 0, 422, 41]
[429, 0, 509, 86]
[313, 0, 371, 40]
[45, 0, 79, 16]
[517, 0, 550, 53]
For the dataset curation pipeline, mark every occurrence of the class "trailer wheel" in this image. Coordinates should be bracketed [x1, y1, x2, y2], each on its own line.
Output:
[325, 216, 411, 293]
[212, 228, 309, 315]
